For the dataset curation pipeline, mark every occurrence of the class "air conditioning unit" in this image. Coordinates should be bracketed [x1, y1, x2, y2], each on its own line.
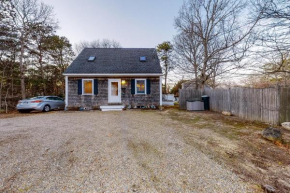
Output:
[186, 100, 204, 111]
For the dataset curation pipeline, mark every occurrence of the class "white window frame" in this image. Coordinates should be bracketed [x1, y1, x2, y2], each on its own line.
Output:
[135, 79, 146, 95]
[82, 79, 94, 95]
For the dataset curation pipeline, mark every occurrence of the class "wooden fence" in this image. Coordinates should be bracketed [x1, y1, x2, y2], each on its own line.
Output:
[179, 89, 204, 109]
[179, 87, 290, 125]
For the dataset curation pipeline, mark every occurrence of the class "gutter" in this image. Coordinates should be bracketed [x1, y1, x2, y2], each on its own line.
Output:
[63, 73, 163, 77]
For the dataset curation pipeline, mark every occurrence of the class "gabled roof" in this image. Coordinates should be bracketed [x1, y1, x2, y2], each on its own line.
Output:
[64, 48, 162, 74]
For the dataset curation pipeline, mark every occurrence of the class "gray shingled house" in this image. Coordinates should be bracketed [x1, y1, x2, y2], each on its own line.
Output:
[63, 48, 163, 111]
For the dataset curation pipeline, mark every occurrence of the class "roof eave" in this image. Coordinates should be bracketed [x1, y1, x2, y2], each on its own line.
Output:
[63, 73, 163, 77]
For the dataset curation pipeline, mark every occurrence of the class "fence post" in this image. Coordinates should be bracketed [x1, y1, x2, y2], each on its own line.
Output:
[277, 86, 281, 125]
[228, 88, 231, 113]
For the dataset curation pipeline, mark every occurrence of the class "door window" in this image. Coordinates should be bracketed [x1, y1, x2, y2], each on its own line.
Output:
[111, 82, 118, 96]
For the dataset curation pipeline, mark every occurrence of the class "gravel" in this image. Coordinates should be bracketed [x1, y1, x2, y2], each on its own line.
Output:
[0, 110, 252, 192]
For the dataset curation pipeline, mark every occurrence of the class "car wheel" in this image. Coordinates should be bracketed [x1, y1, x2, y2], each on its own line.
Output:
[43, 105, 50, 112]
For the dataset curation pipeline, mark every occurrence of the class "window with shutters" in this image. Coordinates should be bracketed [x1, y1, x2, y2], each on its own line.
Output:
[82, 79, 94, 95]
[135, 79, 146, 94]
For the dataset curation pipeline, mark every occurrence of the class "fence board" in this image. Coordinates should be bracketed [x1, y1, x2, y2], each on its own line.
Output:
[279, 87, 290, 123]
[179, 87, 290, 125]
[179, 89, 203, 109]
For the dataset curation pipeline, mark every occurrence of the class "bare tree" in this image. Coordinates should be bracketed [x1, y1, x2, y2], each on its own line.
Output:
[247, 0, 290, 84]
[174, 32, 202, 89]
[252, 0, 290, 21]
[74, 39, 121, 55]
[174, 0, 259, 89]
[11, 0, 56, 99]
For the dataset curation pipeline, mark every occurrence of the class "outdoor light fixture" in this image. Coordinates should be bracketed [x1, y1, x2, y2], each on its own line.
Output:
[121, 80, 126, 85]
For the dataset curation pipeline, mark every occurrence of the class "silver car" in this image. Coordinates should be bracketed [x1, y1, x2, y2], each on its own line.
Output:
[17, 96, 65, 113]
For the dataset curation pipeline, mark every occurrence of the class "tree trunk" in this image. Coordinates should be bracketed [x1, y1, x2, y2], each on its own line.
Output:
[0, 63, 7, 113]
[194, 64, 198, 90]
[20, 35, 26, 99]
[213, 69, 217, 88]
[164, 72, 168, 94]
[0, 79, 2, 113]
[39, 53, 45, 95]
[164, 61, 168, 94]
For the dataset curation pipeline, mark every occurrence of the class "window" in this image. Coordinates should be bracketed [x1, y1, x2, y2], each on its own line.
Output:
[140, 56, 146, 62]
[88, 56, 96, 62]
[82, 79, 94, 95]
[29, 96, 44, 100]
[56, 97, 63, 101]
[135, 79, 146, 94]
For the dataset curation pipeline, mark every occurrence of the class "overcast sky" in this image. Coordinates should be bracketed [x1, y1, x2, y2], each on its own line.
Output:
[42, 0, 184, 48]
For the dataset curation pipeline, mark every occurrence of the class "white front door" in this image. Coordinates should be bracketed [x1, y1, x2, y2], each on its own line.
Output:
[108, 79, 121, 103]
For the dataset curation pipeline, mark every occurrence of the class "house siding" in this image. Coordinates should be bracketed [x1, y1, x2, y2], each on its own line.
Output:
[67, 77, 160, 109]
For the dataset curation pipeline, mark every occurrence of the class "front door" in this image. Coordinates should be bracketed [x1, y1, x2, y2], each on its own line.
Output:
[108, 79, 121, 103]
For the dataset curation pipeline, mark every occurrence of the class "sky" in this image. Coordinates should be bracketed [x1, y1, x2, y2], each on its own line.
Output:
[42, 0, 184, 48]
[40, 0, 251, 85]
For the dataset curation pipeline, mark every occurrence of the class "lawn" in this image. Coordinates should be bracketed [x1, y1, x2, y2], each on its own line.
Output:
[164, 107, 290, 192]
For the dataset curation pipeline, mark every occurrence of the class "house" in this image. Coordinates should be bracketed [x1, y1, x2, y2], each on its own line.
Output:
[63, 48, 163, 111]
[182, 79, 198, 90]
[181, 79, 211, 90]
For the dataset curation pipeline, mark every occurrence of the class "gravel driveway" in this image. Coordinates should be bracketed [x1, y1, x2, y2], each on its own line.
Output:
[0, 110, 252, 192]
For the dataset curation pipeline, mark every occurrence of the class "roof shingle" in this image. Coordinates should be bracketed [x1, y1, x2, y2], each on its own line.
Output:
[64, 48, 162, 74]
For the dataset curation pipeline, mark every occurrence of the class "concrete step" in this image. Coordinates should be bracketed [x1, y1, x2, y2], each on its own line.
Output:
[100, 105, 125, 111]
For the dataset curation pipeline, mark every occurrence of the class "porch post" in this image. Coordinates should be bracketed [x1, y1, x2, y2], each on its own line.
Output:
[159, 75, 162, 108]
[65, 76, 68, 109]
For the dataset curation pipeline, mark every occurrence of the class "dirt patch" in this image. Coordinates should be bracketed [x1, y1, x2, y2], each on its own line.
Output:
[163, 107, 290, 192]
[0, 134, 29, 147]
[127, 140, 164, 189]
[0, 110, 263, 192]
[0, 111, 57, 119]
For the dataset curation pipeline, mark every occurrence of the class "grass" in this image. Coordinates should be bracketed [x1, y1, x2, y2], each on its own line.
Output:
[127, 140, 163, 159]
[167, 108, 206, 126]
[163, 107, 290, 192]
[127, 139, 163, 190]
[166, 108, 255, 140]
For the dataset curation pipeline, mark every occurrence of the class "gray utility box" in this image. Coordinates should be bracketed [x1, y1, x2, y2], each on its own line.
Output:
[186, 100, 205, 111]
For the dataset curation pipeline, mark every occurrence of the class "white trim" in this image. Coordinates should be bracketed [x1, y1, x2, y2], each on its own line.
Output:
[63, 73, 163, 77]
[135, 79, 146, 95]
[65, 76, 68, 108]
[159, 76, 162, 107]
[82, 79, 94, 95]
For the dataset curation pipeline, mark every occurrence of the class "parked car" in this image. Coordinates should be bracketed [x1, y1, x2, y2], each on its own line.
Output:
[17, 96, 65, 113]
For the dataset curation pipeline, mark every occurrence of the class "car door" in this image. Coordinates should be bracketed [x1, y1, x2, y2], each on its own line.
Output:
[46, 97, 57, 109]
[55, 97, 65, 109]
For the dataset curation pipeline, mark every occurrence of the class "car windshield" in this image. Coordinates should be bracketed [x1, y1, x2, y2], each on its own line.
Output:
[29, 97, 44, 100]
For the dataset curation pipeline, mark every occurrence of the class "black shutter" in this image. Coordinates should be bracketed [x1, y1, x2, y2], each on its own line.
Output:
[131, 79, 135, 94]
[147, 79, 151, 94]
[94, 79, 98, 95]
[77, 79, 82, 95]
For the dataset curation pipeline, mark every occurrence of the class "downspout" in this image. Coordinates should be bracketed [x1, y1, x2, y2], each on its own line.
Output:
[65, 76, 68, 110]
[160, 75, 162, 109]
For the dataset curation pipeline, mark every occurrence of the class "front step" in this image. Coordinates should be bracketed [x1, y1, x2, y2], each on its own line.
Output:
[100, 105, 125, 111]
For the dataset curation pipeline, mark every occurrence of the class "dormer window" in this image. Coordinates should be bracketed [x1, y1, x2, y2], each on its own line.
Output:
[88, 56, 96, 62]
[140, 56, 146, 62]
